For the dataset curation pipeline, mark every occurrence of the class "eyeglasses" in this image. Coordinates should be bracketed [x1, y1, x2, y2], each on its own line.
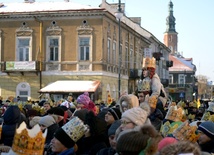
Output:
[121, 120, 132, 125]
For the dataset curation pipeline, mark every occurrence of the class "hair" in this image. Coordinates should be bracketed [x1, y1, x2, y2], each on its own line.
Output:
[141, 67, 156, 80]
[147, 67, 156, 79]
[159, 141, 201, 155]
[116, 124, 162, 155]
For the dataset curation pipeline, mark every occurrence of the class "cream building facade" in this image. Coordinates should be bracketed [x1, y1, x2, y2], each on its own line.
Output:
[0, 0, 170, 103]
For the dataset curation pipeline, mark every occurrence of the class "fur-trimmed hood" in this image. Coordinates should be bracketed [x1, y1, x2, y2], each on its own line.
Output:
[118, 94, 139, 113]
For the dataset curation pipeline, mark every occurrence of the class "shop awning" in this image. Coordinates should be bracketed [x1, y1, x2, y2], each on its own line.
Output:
[38, 80, 100, 93]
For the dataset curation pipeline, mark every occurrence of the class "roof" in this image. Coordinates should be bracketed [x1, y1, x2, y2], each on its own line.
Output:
[169, 55, 195, 72]
[39, 80, 100, 93]
[0, 2, 101, 13]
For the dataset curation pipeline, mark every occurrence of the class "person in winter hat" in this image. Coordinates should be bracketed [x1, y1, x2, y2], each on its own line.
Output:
[116, 124, 162, 155]
[49, 117, 87, 155]
[118, 94, 139, 113]
[76, 92, 91, 109]
[105, 107, 121, 127]
[97, 120, 121, 155]
[159, 141, 201, 155]
[157, 137, 178, 152]
[197, 121, 214, 153]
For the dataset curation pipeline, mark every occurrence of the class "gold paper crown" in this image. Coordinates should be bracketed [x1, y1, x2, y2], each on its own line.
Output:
[12, 122, 47, 155]
[172, 120, 200, 142]
[201, 111, 214, 122]
[142, 57, 156, 69]
[188, 114, 196, 120]
[160, 121, 182, 137]
[165, 105, 183, 122]
[138, 79, 151, 92]
[62, 117, 87, 142]
[189, 102, 197, 108]
[177, 101, 185, 108]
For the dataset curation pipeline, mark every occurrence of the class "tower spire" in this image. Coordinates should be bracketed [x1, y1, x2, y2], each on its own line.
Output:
[165, 0, 176, 33]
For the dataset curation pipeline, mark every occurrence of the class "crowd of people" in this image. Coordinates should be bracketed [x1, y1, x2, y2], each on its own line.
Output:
[0, 56, 213, 155]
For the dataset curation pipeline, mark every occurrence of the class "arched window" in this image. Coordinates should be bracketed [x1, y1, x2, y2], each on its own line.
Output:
[16, 82, 31, 102]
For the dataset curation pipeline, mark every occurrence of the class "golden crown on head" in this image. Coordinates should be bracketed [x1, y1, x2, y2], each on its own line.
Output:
[172, 120, 200, 142]
[142, 57, 156, 69]
[201, 111, 214, 122]
[62, 117, 88, 143]
[160, 121, 182, 137]
[165, 105, 184, 122]
[138, 79, 151, 92]
[12, 122, 47, 155]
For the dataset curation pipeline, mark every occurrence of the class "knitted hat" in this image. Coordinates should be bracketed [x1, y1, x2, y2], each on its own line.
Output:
[116, 125, 159, 155]
[39, 115, 56, 127]
[108, 120, 121, 136]
[121, 107, 148, 126]
[108, 108, 121, 120]
[198, 121, 214, 139]
[77, 92, 90, 106]
[73, 109, 89, 122]
[54, 117, 87, 148]
[158, 137, 178, 151]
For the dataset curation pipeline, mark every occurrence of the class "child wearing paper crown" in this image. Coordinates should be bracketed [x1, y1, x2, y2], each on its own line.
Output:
[140, 57, 167, 117]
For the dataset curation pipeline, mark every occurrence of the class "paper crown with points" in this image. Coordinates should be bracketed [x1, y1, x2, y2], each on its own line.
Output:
[137, 78, 151, 92]
[142, 57, 156, 69]
[165, 105, 184, 122]
[62, 116, 88, 142]
[172, 120, 200, 142]
[11, 122, 47, 155]
[160, 121, 182, 137]
[201, 111, 214, 122]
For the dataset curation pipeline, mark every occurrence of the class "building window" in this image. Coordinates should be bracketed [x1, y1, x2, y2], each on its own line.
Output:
[48, 38, 59, 61]
[125, 47, 128, 68]
[79, 37, 90, 61]
[113, 41, 116, 65]
[179, 74, 186, 86]
[16, 82, 31, 102]
[16, 37, 32, 61]
[46, 36, 61, 71]
[107, 38, 111, 63]
[169, 74, 173, 84]
[130, 48, 134, 68]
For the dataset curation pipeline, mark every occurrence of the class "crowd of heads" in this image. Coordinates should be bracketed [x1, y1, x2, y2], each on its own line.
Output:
[0, 90, 213, 155]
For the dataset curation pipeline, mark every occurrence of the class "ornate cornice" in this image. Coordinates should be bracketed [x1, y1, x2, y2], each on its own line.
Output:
[16, 23, 33, 36]
[46, 21, 62, 36]
[0, 11, 105, 20]
[77, 21, 93, 35]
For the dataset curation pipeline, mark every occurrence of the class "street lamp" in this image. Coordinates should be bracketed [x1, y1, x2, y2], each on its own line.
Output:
[115, 0, 123, 99]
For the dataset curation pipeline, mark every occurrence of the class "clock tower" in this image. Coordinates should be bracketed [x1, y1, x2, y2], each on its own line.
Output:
[164, 0, 178, 54]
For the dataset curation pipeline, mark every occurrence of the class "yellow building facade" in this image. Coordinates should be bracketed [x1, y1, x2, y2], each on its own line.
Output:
[0, 1, 151, 102]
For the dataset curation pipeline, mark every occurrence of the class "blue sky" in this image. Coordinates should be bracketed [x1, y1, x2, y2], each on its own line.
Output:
[1, 0, 214, 82]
